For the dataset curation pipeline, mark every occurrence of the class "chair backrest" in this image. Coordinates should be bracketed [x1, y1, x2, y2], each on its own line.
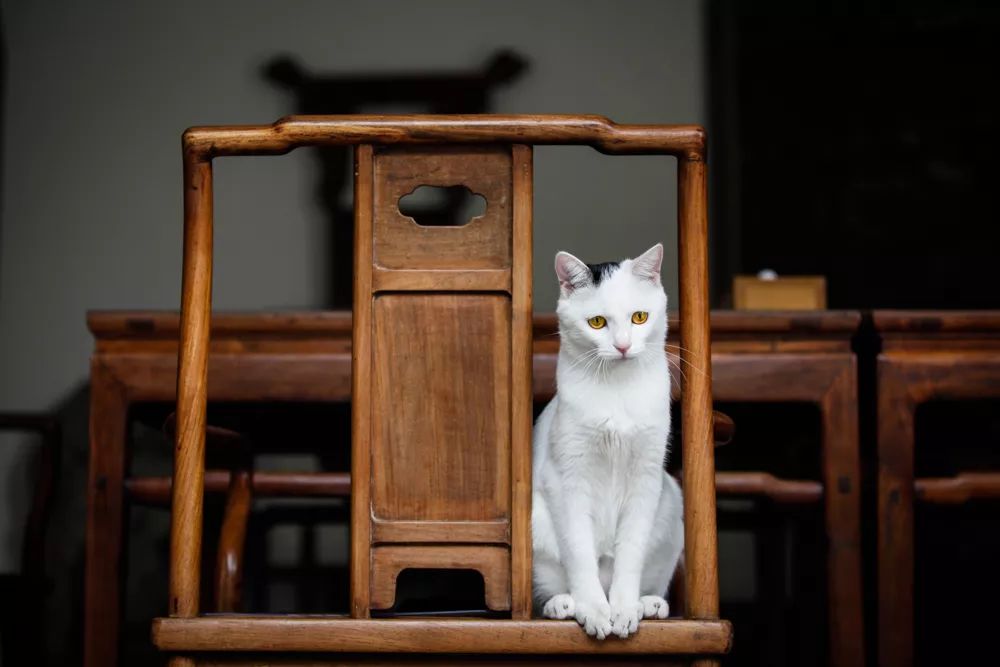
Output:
[168, 115, 719, 623]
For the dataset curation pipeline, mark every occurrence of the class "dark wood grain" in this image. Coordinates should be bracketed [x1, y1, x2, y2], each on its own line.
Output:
[510, 144, 534, 620]
[84, 357, 129, 667]
[873, 310, 1000, 333]
[350, 144, 374, 619]
[152, 617, 732, 655]
[91, 308, 861, 341]
[875, 310, 1000, 667]
[915, 473, 1000, 503]
[372, 146, 511, 271]
[678, 157, 719, 629]
[713, 473, 822, 503]
[126, 472, 351, 504]
[370, 295, 510, 523]
[180, 115, 706, 159]
[215, 470, 251, 613]
[170, 156, 213, 620]
[370, 546, 511, 611]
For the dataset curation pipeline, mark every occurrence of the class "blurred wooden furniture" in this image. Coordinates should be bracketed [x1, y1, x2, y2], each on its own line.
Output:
[732, 275, 827, 310]
[140, 115, 726, 665]
[0, 413, 60, 666]
[86, 308, 861, 666]
[85, 312, 355, 667]
[875, 311, 1000, 667]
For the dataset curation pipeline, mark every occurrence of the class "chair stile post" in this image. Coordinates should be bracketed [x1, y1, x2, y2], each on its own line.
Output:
[678, 156, 720, 623]
[169, 150, 214, 621]
[350, 144, 374, 618]
[510, 144, 535, 619]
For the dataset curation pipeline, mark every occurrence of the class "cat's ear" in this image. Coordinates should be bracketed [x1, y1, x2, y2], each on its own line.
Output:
[554, 251, 592, 296]
[632, 243, 664, 283]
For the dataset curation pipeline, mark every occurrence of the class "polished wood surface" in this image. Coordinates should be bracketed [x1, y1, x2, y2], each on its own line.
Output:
[90, 308, 861, 341]
[170, 155, 213, 621]
[215, 469, 251, 613]
[874, 310, 1000, 667]
[355, 143, 530, 618]
[371, 295, 510, 523]
[126, 471, 351, 504]
[914, 473, 1000, 503]
[713, 473, 822, 503]
[678, 153, 718, 627]
[350, 144, 374, 619]
[509, 144, 535, 621]
[152, 617, 732, 655]
[370, 546, 511, 611]
[873, 309, 1000, 335]
[85, 354, 130, 667]
[373, 146, 511, 271]
[175, 658, 714, 665]
[180, 115, 706, 159]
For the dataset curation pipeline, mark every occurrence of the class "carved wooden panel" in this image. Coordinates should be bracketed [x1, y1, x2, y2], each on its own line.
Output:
[371, 294, 511, 522]
[373, 145, 512, 271]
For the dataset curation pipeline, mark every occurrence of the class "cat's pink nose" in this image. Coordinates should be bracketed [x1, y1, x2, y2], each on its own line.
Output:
[615, 344, 631, 356]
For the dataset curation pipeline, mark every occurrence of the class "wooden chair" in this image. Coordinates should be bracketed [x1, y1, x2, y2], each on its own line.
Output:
[0, 413, 60, 666]
[127, 413, 352, 614]
[151, 115, 730, 664]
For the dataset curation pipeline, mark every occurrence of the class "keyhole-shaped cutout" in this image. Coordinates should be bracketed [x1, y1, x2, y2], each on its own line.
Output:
[398, 185, 487, 227]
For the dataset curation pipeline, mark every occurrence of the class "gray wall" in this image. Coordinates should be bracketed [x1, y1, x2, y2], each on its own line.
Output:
[0, 0, 704, 570]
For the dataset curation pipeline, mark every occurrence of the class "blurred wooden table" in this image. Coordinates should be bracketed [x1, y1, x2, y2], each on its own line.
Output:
[85, 310, 863, 667]
[875, 311, 1000, 667]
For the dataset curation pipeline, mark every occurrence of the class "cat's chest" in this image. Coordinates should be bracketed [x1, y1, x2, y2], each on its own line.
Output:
[566, 385, 668, 437]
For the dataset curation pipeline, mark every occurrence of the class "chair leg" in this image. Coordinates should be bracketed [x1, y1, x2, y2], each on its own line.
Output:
[214, 469, 252, 612]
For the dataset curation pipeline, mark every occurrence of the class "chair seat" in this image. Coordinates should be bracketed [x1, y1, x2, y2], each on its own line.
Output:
[152, 616, 732, 655]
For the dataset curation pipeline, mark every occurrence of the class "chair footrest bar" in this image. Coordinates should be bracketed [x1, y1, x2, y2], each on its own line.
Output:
[715, 472, 823, 503]
[127, 472, 351, 504]
[152, 616, 732, 655]
[915, 473, 1000, 504]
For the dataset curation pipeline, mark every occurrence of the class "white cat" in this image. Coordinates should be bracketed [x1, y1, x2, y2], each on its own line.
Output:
[532, 243, 684, 640]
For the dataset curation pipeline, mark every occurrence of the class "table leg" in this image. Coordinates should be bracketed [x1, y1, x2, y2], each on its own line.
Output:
[877, 357, 916, 667]
[820, 357, 865, 667]
[84, 357, 129, 667]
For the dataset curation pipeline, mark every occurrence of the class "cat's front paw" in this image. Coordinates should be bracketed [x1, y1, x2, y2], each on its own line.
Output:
[541, 593, 576, 620]
[639, 595, 670, 619]
[573, 597, 612, 640]
[609, 599, 643, 638]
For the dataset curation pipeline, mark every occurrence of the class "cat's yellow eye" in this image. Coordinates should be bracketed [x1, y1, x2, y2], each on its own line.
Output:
[587, 315, 607, 329]
[631, 311, 649, 325]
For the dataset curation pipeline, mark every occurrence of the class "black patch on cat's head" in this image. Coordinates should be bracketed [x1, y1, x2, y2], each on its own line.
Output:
[586, 261, 621, 286]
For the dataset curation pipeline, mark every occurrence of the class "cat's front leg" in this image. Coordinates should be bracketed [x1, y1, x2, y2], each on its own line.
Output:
[554, 486, 612, 639]
[608, 472, 662, 638]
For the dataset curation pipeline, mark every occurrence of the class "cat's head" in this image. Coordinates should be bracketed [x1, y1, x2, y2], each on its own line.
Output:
[554, 243, 668, 363]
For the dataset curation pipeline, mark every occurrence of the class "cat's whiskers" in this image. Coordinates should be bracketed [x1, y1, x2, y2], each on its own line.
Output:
[666, 355, 689, 385]
[664, 343, 711, 379]
[564, 347, 602, 372]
